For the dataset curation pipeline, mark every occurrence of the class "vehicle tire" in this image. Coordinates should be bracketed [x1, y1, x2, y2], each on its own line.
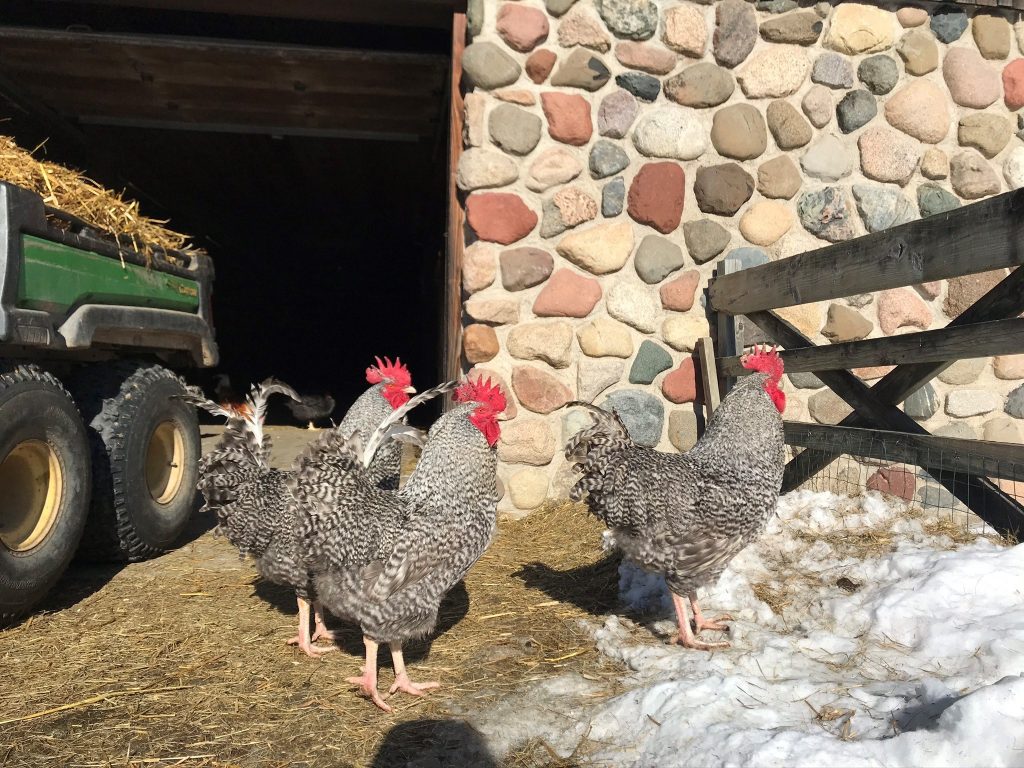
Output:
[70, 362, 200, 561]
[0, 364, 91, 619]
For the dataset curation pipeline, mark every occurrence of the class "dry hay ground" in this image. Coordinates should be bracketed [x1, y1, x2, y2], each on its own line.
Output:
[0, 429, 625, 768]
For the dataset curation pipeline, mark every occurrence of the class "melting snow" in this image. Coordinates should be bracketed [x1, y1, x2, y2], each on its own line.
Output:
[473, 491, 1024, 767]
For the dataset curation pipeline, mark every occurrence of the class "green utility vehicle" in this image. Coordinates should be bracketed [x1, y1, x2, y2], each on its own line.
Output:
[0, 181, 217, 618]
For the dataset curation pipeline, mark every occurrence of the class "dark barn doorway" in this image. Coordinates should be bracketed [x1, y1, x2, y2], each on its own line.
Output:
[0, 0, 462, 418]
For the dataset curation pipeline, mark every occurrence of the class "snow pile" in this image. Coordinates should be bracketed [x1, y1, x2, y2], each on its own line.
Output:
[477, 491, 1024, 767]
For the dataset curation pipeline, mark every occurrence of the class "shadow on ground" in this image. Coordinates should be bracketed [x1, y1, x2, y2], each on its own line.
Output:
[370, 718, 498, 767]
[514, 552, 621, 618]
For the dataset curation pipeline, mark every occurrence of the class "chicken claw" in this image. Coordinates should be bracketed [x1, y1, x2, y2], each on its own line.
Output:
[688, 593, 732, 634]
[348, 638, 392, 713]
[288, 597, 338, 657]
[671, 592, 731, 652]
[387, 645, 440, 699]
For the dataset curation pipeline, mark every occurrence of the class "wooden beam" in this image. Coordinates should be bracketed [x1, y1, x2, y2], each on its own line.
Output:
[713, 258, 742, 398]
[442, 11, 466, 408]
[719, 317, 1024, 377]
[784, 422, 1024, 482]
[707, 189, 1024, 315]
[697, 336, 721, 418]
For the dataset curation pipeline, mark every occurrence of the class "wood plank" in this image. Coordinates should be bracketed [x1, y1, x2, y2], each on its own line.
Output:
[714, 258, 742, 397]
[718, 317, 1024, 376]
[697, 336, 721, 417]
[784, 422, 1024, 482]
[745, 309, 1024, 534]
[707, 189, 1024, 315]
[442, 12, 466, 409]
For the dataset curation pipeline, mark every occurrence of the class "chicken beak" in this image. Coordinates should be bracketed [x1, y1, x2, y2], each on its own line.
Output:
[403, 386, 417, 394]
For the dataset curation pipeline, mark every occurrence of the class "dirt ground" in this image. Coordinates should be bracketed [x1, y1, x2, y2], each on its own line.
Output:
[0, 427, 624, 768]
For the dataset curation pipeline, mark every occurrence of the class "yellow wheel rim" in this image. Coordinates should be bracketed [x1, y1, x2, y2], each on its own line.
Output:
[146, 421, 186, 505]
[0, 440, 63, 552]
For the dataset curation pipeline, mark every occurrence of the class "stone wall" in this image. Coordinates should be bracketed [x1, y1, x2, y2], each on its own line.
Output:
[456, 0, 1024, 514]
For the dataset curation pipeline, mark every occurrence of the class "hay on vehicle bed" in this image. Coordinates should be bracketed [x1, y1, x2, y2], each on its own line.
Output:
[0, 135, 199, 256]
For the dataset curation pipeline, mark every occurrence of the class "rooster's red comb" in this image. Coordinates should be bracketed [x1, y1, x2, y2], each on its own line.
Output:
[365, 356, 411, 388]
[455, 376, 507, 414]
[741, 344, 784, 380]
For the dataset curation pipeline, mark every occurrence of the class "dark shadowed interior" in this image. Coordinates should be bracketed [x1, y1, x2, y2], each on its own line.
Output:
[0, 0, 458, 421]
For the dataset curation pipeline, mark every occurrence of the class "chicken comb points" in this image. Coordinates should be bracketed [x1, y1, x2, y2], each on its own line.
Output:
[741, 344, 784, 381]
[455, 376, 507, 414]
[365, 356, 411, 388]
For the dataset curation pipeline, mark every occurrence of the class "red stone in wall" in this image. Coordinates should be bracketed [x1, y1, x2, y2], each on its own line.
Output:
[465, 192, 538, 245]
[628, 162, 686, 234]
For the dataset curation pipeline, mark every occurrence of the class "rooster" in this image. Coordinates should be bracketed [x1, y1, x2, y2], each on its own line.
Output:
[565, 345, 786, 651]
[299, 377, 504, 712]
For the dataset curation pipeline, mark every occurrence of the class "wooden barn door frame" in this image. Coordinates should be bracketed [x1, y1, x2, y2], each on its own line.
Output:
[442, 11, 467, 407]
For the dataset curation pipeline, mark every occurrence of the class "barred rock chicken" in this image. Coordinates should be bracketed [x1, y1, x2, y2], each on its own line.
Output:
[565, 345, 786, 651]
[181, 378, 342, 656]
[299, 377, 504, 712]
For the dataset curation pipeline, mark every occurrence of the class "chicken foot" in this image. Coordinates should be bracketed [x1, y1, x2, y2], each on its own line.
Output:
[688, 591, 733, 634]
[286, 597, 338, 657]
[671, 592, 729, 651]
[347, 637, 393, 713]
[311, 601, 338, 643]
[388, 645, 440, 698]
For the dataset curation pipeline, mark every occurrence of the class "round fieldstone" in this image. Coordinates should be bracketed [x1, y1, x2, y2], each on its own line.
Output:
[934, 422, 978, 439]
[662, 357, 700, 404]
[738, 46, 811, 98]
[767, 100, 812, 149]
[921, 149, 949, 181]
[629, 339, 674, 384]
[809, 389, 853, 424]
[897, 7, 928, 27]
[693, 163, 755, 216]
[858, 55, 899, 94]
[602, 177, 626, 216]
[466, 193, 537, 244]
[541, 187, 598, 237]
[508, 468, 549, 510]
[663, 3, 708, 57]
[852, 184, 916, 233]
[632, 106, 708, 160]
[597, 0, 659, 41]
[497, 4, 550, 52]
[847, 293, 872, 308]
[867, 467, 916, 501]
[789, 372, 824, 389]
[683, 219, 731, 263]
[497, 418, 556, 466]
[467, 0, 484, 36]
[836, 89, 877, 133]
[944, 271, 1007, 318]
[577, 315, 634, 357]
[728, 246, 769, 269]
[557, 220, 634, 274]
[465, 295, 520, 325]
[759, 11, 823, 45]
[983, 415, 1021, 443]
[1006, 384, 1024, 419]
[801, 84, 833, 128]
[456, 148, 519, 191]
[812, 52, 855, 88]
[801, 134, 854, 182]
[824, 3, 895, 54]
[973, 14, 1011, 60]
[513, 366, 573, 415]
[958, 113, 1012, 159]
[607, 280, 660, 332]
[598, 89, 639, 138]
[822, 303, 873, 341]
[558, 4, 612, 51]
[714, 0, 758, 68]
[660, 270, 701, 311]
[526, 49, 557, 84]
[500, 247, 554, 291]
[858, 126, 920, 186]
[1003, 60, 1024, 110]
[739, 200, 793, 246]
[1004, 147, 1024, 190]
[711, 103, 768, 160]
[759, 0, 799, 13]
[757, 155, 802, 199]
[916, 183, 961, 218]
[590, 140, 630, 179]
[462, 42, 523, 90]
[578, 358, 624, 403]
[945, 389, 1001, 418]
[664, 62, 735, 108]
[494, 89, 537, 106]
[884, 80, 949, 143]
[602, 390, 664, 446]
[533, 268, 602, 317]
[662, 314, 709, 352]
[950, 150, 1001, 199]
[930, 4, 968, 43]
[463, 323, 499, 364]
[904, 382, 939, 420]
[635, 234, 685, 284]
[897, 30, 938, 76]
[462, 243, 496, 294]
[616, 41, 677, 74]
[615, 71, 661, 102]
[628, 162, 686, 234]
[877, 288, 931, 334]
[551, 48, 612, 91]
[547, 0, 579, 16]
[542, 92, 593, 145]
[943, 48, 1000, 109]
[526, 147, 583, 193]
[668, 409, 699, 451]
[938, 360, 985, 387]
[507, 321, 574, 367]
[488, 104, 542, 156]
[798, 187, 858, 242]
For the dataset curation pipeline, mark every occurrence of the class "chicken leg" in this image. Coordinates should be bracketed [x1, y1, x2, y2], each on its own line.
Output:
[689, 591, 732, 633]
[671, 592, 729, 651]
[311, 601, 338, 643]
[286, 596, 338, 657]
[346, 637, 392, 712]
[388, 644, 440, 698]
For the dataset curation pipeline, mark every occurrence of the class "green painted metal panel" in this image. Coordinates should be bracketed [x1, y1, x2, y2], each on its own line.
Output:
[17, 235, 200, 314]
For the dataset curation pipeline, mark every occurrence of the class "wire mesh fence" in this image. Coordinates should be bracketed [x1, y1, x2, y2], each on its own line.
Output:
[783, 426, 1024, 539]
